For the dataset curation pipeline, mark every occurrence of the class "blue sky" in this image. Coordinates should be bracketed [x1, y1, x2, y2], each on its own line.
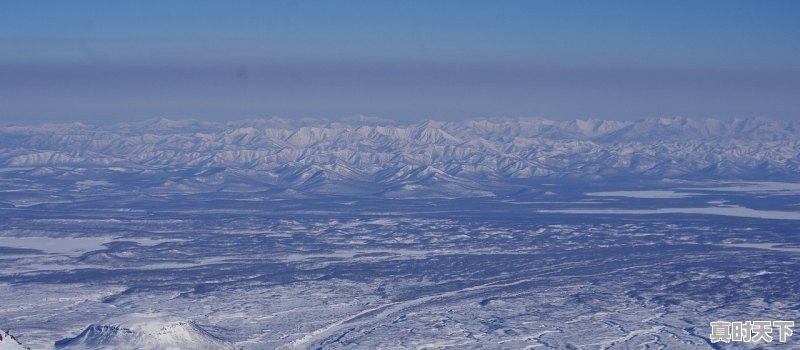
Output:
[1, 0, 798, 122]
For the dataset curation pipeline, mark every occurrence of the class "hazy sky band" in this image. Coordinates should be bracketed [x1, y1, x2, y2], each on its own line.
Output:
[4, 62, 798, 91]
[1, 0, 798, 122]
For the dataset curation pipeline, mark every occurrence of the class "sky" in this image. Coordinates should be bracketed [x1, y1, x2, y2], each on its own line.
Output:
[0, 0, 798, 123]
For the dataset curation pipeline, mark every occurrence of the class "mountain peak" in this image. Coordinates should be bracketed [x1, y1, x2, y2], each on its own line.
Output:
[55, 313, 234, 350]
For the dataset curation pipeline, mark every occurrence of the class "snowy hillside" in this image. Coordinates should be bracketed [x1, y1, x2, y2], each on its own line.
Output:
[54, 314, 234, 350]
[0, 330, 29, 350]
[0, 116, 798, 196]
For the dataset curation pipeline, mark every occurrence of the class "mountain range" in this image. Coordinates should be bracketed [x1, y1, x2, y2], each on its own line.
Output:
[1, 116, 798, 197]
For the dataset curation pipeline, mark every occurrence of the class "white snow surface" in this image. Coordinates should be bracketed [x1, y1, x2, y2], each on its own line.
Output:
[0, 330, 28, 350]
[55, 313, 234, 350]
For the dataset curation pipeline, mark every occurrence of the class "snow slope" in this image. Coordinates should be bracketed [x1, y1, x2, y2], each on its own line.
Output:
[54, 314, 234, 350]
[0, 330, 28, 350]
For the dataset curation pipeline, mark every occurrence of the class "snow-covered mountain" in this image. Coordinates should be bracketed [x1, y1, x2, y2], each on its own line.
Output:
[0, 330, 29, 350]
[54, 314, 235, 350]
[1, 116, 798, 196]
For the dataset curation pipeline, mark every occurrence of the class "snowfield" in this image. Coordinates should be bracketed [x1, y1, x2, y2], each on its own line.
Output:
[0, 117, 799, 349]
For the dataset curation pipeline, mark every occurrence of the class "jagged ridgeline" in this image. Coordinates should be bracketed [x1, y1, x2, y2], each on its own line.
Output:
[0, 117, 798, 197]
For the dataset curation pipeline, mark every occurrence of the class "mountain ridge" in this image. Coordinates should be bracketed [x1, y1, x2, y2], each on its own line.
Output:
[1, 117, 798, 197]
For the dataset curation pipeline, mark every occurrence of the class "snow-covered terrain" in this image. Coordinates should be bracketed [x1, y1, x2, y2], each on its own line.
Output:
[0, 330, 29, 350]
[1, 117, 799, 349]
[54, 314, 234, 350]
[0, 116, 798, 198]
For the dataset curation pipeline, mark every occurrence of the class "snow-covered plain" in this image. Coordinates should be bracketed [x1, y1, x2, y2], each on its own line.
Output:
[542, 205, 800, 220]
[585, 190, 700, 199]
[1, 117, 799, 349]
